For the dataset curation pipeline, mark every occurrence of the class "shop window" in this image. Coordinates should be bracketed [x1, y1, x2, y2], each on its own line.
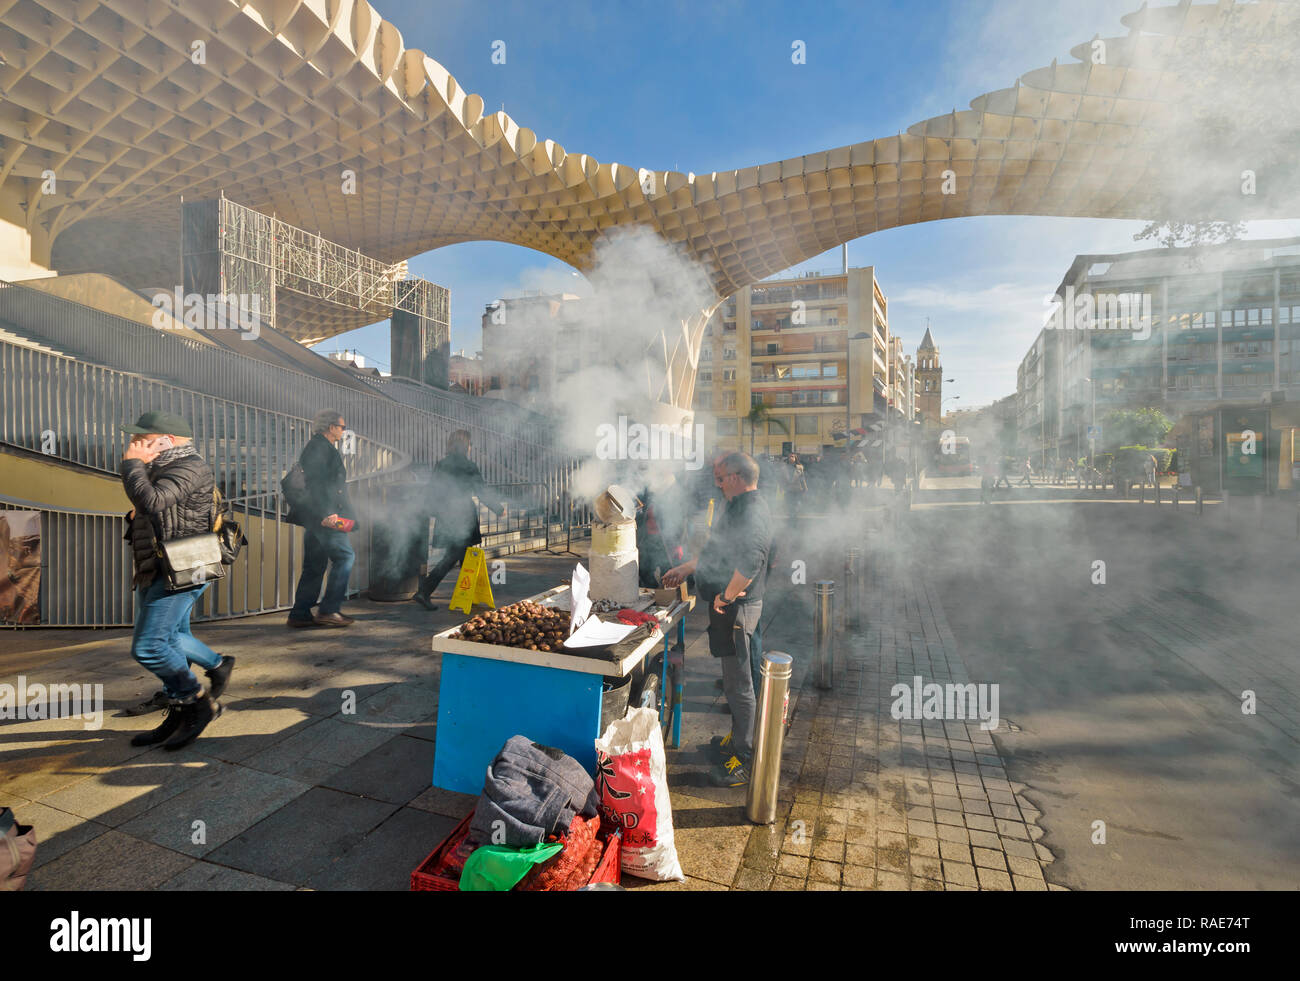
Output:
[795, 415, 819, 435]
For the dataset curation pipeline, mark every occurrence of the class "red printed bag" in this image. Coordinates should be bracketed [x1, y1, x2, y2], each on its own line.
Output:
[594, 707, 683, 881]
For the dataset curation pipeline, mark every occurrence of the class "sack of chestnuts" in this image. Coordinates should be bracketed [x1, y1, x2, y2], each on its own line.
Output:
[449, 601, 572, 652]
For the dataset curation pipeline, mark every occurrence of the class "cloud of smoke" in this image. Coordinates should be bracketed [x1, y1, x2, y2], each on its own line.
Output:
[486, 225, 718, 506]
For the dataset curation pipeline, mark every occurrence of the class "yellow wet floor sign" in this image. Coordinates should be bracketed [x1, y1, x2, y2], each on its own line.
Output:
[448, 546, 495, 614]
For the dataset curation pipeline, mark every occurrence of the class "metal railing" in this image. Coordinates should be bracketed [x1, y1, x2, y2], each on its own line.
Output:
[0, 335, 408, 626]
[0, 280, 566, 498]
[0, 282, 596, 626]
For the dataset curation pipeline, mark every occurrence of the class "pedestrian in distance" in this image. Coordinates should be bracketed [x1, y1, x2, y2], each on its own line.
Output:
[1143, 452, 1158, 490]
[783, 452, 806, 523]
[119, 410, 232, 750]
[286, 409, 357, 627]
[412, 430, 506, 611]
[994, 457, 1013, 490]
[1018, 457, 1034, 487]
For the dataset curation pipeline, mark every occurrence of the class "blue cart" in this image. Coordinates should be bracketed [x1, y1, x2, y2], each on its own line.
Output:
[431, 586, 692, 793]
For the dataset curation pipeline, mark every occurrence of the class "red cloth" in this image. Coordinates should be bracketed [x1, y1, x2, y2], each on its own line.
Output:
[616, 609, 658, 627]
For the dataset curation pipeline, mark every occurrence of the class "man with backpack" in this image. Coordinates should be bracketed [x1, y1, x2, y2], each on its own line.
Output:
[285, 409, 357, 627]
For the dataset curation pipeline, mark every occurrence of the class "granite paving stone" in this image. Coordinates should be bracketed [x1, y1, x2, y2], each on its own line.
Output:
[306, 806, 459, 890]
[32, 830, 193, 891]
[159, 863, 297, 891]
[977, 868, 1015, 891]
[841, 864, 877, 889]
[777, 853, 810, 877]
[942, 861, 978, 887]
[321, 734, 436, 805]
[34, 758, 211, 828]
[117, 762, 310, 856]
[205, 786, 399, 882]
[972, 847, 1007, 870]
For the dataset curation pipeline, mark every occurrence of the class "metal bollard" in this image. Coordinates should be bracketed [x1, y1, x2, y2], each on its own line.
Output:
[1138, 482, 1145, 504]
[746, 651, 794, 825]
[845, 548, 861, 629]
[1154, 482, 1161, 505]
[814, 580, 834, 690]
[1173, 485, 1179, 511]
[1196, 486, 1203, 515]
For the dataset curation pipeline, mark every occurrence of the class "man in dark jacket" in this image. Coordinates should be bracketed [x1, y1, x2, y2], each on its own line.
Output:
[662, 452, 772, 788]
[288, 409, 357, 627]
[119, 410, 231, 750]
[413, 430, 505, 611]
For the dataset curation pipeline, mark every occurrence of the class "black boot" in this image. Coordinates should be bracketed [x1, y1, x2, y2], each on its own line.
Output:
[205, 656, 235, 700]
[163, 691, 221, 751]
[124, 689, 169, 716]
[130, 700, 183, 746]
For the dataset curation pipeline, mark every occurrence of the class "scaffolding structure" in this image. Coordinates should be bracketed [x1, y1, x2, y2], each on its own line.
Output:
[182, 194, 449, 346]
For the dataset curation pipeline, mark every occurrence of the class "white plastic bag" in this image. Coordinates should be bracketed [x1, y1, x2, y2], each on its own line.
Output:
[594, 706, 684, 881]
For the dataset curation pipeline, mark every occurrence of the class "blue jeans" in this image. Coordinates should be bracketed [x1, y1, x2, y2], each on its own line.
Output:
[290, 525, 355, 619]
[131, 577, 220, 699]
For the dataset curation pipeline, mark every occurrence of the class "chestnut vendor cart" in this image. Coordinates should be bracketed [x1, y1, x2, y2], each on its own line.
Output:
[430, 585, 692, 793]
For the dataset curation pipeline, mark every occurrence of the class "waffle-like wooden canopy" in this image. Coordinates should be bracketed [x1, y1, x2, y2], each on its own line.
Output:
[2, 0, 1295, 405]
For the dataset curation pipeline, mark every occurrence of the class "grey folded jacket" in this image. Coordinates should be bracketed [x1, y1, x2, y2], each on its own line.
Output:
[469, 736, 600, 848]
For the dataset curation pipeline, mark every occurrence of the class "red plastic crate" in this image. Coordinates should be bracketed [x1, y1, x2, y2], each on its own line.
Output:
[410, 813, 473, 891]
[410, 813, 622, 891]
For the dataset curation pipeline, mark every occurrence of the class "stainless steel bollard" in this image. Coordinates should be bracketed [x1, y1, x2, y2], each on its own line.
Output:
[814, 581, 834, 689]
[1196, 486, 1203, 514]
[1173, 485, 1179, 511]
[845, 549, 861, 629]
[746, 651, 794, 825]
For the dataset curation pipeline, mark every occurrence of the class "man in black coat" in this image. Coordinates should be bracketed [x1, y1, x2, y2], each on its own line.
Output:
[287, 409, 357, 627]
[119, 410, 232, 750]
[413, 430, 505, 611]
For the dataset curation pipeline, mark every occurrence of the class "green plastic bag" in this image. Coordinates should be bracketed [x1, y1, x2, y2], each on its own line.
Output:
[459, 841, 564, 891]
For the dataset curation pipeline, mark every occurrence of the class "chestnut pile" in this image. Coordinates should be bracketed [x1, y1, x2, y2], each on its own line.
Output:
[450, 601, 571, 651]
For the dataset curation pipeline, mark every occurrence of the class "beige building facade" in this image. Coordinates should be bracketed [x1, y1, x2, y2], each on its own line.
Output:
[700, 266, 915, 456]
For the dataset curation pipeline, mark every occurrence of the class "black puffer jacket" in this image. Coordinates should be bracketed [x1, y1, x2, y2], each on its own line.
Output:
[121, 449, 215, 587]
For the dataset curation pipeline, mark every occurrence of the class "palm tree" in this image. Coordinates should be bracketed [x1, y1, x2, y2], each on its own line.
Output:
[746, 403, 788, 456]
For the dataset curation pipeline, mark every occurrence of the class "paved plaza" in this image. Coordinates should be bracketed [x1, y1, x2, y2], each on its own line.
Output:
[3, 489, 1296, 890]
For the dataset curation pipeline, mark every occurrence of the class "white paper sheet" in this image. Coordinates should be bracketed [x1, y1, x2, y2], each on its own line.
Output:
[569, 563, 592, 636]
[563, 616, 637, 650]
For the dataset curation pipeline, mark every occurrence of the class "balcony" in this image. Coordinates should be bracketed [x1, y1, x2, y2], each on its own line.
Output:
[750, 318, 843, 333]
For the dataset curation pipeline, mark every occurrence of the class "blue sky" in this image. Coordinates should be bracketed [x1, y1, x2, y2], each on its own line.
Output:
[314, 0, 1299, 408]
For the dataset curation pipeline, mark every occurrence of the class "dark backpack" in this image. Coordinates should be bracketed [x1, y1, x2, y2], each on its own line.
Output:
[280, 461, 309, 526]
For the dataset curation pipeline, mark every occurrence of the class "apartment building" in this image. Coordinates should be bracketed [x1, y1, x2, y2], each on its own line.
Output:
[1017, 237, 1300, 490]
[480, 292, 589, 409]
[698, 265, 903, 455]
